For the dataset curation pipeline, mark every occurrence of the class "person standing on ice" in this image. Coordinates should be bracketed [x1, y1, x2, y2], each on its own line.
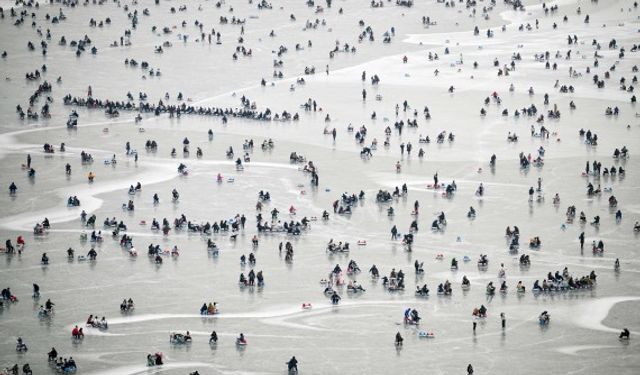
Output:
[287, 356, 298, 372]
[395, 332, 403, 346]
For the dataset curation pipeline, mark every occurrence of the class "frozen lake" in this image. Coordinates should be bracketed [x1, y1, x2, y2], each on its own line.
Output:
[1, 0, 639, 374]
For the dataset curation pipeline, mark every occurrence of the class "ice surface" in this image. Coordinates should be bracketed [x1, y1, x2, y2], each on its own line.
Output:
[1, 0, 639, 374]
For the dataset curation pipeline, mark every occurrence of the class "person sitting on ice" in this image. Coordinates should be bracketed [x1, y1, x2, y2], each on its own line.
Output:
[619, 328, 630, 339]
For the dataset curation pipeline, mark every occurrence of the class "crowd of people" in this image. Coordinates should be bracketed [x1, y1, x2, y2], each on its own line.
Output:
[1, 0, 637, 373]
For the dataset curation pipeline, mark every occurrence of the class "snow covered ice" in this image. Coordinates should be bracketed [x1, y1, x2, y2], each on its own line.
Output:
[0, 0, 639, 374]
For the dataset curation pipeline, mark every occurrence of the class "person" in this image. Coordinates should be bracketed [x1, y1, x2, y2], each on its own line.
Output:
[237, 333, 246, 345]
[619, 328, 630, 339]
[467, 206, 476, 217]
[615, 258, 620, 271]
[451, 258, 458, 269]
[48, 347, 58, 361]
[395, 332, 403, 346]
[462, 275, 470, 286]
[33, 283, 40, 298]
[331, 291, 341, 304]
[209, 330, 218, 343]
[539, 311, 550, 325]
[287, 356, 298, 372]
[22, 363, 32, 375]
[467, 364, 474, 374]
[501, 312, 506, 329]
[16, 337, 27, 352]
[16, 235, 24, 248]
[479, 305, 487, 317]
[414, 260, 423, 273]
[5, 239, 15, 253]
[369, 264, 379, 278]
[410, 309, 421, 324]
[88, 248, 97, 260]
[154, 352, 163, 365]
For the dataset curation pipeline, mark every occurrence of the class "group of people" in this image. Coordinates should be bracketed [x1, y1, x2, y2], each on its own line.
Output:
[2, 0, 638, 373]
[239, 270, 265, 287]
[403, 308, 421, 325]
[119, 298, 134, 312]
[1, 287, 18, 303]
[169, 331, 192, 344]
[66, 196, 81, 207]
[199, 302, 219, 315]
[38, 299, 55, 317]
[85, 314, 108, 329]
[71, 326, 85, 340]
[532, 269, 597, 292]
[47, 347, 77, 373]
[146, 353, 163, 366]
